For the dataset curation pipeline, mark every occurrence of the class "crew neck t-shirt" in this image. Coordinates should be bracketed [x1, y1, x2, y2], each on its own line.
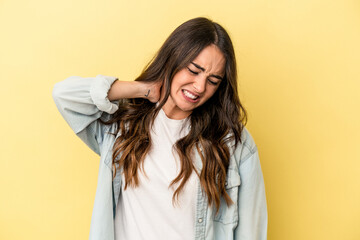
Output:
[114, 108, 198, 240]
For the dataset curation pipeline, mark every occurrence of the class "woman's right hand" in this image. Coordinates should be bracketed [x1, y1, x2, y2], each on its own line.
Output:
[141, 81, 163, 103]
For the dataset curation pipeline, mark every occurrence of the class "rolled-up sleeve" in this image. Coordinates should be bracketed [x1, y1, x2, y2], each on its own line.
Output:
[52, 74, 119, 155]
[234, 146, 268, 240]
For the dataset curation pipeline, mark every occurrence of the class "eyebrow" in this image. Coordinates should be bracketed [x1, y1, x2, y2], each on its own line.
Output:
[190, 61, 224, 80]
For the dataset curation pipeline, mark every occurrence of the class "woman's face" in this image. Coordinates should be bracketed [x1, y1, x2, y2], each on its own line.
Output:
[162, 44, 226, 120]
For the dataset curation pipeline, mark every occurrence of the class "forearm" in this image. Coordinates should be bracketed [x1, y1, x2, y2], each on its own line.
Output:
[107, 80, 145, 101]
[235, 148, 268, 239]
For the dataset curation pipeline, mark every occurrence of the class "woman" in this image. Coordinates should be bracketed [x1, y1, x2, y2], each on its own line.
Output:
[52, 17, 267, 240]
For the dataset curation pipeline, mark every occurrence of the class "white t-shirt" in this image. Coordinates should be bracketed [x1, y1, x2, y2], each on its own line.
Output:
[114, 108, 198, 240]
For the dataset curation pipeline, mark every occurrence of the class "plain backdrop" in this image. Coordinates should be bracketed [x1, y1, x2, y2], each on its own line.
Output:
[1, 0, 359, 239]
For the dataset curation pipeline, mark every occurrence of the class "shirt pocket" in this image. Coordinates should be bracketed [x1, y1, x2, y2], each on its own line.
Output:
[213, 167, 241, 224]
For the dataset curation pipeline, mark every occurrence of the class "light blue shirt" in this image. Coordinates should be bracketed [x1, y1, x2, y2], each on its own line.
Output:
[52, 74, 268, 240]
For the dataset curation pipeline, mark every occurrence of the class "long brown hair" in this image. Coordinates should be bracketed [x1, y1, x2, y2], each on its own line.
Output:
[100, 17, 247, 213]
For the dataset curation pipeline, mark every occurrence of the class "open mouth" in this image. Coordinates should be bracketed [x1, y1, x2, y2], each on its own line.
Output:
[182, 89, 200, 102]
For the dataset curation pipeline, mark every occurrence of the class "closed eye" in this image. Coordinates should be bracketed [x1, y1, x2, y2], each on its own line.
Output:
[187, 67, 199, 75]
[208, 79, 219, 85]
[187, 67, 220, 85]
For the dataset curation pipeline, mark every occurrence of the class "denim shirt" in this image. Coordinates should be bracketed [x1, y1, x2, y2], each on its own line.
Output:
[52, 74, 268, 240]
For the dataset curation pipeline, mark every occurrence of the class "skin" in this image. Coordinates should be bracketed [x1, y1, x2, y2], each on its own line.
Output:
[161, 44, 226, 119]
[107, 44, 225, 120]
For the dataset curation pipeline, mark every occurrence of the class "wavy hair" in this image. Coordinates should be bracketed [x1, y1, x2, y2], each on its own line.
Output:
[100, 17, 247, 213]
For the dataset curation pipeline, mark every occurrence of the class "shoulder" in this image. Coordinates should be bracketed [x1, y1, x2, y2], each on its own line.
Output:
[229, 126, 258, 168]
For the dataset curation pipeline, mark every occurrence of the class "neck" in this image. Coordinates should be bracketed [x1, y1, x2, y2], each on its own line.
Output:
[162, 102, 191, 120]
[159, 87, 191, 120]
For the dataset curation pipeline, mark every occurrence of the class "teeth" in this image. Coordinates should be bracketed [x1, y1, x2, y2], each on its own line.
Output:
[183, 90, 198, 99]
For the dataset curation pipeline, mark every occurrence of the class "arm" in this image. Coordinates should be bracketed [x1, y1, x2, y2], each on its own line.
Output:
[107, 78, 161, 102]
[234, 147, 268, 240]
[52, 74, 161, 155]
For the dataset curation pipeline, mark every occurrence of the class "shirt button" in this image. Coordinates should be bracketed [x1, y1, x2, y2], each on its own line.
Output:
[198, 218, 203, 223]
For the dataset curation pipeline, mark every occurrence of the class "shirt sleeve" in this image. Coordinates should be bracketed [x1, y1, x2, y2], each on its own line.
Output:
[234, 146, 268, 240]
[52, 74, 119, 156]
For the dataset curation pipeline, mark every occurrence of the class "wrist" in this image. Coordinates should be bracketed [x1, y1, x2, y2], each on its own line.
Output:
[133, 81, 149, 99]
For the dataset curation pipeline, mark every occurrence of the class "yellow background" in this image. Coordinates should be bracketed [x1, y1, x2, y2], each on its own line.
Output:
[1, 0, 359, 239]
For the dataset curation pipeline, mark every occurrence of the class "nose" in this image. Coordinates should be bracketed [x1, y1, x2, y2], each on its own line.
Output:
[193, 76, 206, 94]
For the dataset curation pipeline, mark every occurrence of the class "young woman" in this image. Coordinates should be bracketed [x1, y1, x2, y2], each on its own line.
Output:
[52, 17, 267, 240]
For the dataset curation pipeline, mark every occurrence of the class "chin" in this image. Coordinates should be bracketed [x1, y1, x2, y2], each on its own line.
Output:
[179, 106, 194, 113]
